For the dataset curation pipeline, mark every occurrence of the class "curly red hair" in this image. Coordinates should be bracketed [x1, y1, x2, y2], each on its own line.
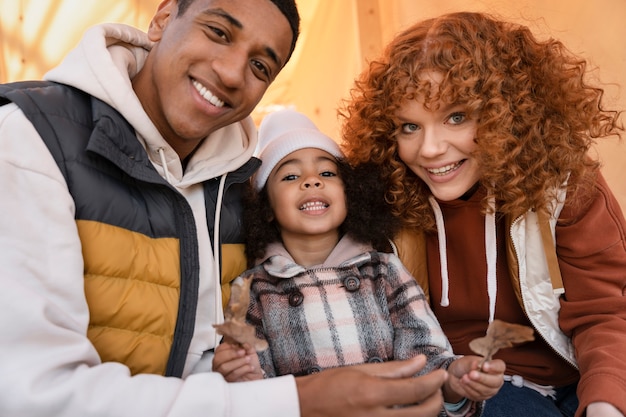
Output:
[339, 12, 623, 231]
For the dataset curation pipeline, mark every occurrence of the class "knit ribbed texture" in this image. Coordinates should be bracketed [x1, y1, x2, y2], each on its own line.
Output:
[254, 109, 343, 190]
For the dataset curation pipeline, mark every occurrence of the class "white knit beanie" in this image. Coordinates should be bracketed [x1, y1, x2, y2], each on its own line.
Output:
[254, 109, 344, 190]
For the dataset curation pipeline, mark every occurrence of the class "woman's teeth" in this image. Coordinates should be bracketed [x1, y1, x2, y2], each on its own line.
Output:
[428, 161, 462, 176]
[192, 80, 225, 108]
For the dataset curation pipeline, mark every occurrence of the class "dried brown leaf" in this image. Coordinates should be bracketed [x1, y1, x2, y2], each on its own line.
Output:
[225, 275, 252, 322]
[469, 319, 534, 364]
[213, 277, 268, 351]
[213, 320, 268, 351]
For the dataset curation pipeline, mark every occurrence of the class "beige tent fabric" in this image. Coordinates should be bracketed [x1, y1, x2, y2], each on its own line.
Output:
[1, 0, 624, 213]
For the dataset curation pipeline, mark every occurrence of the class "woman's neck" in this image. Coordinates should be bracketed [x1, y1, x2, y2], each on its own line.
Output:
[459, 182, 480, 201]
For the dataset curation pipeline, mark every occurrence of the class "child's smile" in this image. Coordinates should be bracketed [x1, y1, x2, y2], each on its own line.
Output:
[299, 199, 330, 212]
[267, 148, 347, 241]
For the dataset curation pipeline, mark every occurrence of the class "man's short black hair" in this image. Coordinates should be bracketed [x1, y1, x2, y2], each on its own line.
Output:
[176, 0, 300, 64]
[269, 0, 300, 63]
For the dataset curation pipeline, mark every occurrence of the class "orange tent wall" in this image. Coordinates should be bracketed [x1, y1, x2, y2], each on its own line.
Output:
[1, 0, 624, 213]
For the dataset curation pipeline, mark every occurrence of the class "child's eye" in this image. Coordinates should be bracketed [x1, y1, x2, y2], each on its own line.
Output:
[282, 174, 298, 181]
[401, 123, 420, 133]
[448, 112, 466, 125]
[320, 171, 337, 177]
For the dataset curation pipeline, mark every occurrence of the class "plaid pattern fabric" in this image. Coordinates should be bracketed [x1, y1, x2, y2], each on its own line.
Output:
[245, 249, 456, 378]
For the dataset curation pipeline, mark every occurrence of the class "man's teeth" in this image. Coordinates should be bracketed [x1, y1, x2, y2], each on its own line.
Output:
[300, 201, 328, 211]
[192, 80, 224, 108]
[428, 162, 462, 176]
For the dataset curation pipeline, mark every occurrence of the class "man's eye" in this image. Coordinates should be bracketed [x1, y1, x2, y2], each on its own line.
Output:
[252, 60, 269, 76]
[251, 60, 272, 82]
[208, 26, 228, 41]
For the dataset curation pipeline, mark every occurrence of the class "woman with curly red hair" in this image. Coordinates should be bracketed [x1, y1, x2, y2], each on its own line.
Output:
[340, 11, 626, 417]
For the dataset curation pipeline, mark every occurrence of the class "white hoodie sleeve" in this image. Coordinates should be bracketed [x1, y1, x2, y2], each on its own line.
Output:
[0, 105, 300, 416]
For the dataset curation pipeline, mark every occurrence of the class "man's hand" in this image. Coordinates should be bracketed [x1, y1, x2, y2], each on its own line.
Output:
[296, 355, 447, 417]
[212, 342, 263, 382]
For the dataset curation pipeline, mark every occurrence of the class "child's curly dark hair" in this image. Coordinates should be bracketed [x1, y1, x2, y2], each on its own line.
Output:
[243, 159, 399, 267]
[339, 11, 623, 232]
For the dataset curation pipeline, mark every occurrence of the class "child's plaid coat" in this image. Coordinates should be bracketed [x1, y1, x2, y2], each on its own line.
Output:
[243, 236, 457, 377]
[237, 236, 483, 416]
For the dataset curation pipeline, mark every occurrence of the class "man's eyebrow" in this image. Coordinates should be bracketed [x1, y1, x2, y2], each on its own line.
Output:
[264, 47, 281, 68]
[201, 8, 282, 67]
[201, 8, 243, 30]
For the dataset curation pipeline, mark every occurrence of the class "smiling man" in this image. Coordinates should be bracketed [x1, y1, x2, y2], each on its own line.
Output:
[0, 1, 447, 417]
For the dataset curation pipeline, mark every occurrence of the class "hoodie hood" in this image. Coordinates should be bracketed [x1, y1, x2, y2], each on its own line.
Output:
[44, 23, 257, 186]
[260, 235, 373, 278]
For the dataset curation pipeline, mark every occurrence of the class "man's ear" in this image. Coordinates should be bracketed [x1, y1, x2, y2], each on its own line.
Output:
[147, 0, 176, 41]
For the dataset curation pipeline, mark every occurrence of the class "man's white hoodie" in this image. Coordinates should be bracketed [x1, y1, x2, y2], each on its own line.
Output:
[0, 23, 299, 417]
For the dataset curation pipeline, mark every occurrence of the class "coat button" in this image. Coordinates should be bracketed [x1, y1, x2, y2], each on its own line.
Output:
[288, 291, 304, 306]
[307, 365, 323, 374]
[368, 356, 384, 363]
[343, 276, 360, 292]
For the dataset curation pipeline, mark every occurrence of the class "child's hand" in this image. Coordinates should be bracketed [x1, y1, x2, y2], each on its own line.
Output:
[213, 341, 264, 382]
[444, 355, 505, 403]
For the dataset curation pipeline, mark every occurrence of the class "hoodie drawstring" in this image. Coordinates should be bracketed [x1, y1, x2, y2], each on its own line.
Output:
[429, 196, 498, 323]
[213, 174, 227, 346]
[155, 146, 227, 345]
[429, 197, 450, 307]
[157, 147, 172, 184]
[484, 198, 497, 323]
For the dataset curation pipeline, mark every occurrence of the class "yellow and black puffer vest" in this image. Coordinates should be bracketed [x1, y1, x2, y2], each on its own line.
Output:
[0, 81, 259, 377]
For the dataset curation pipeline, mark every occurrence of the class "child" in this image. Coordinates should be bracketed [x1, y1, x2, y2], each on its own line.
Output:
[339, 11, 626, 417]
[213, 108, 505, 416]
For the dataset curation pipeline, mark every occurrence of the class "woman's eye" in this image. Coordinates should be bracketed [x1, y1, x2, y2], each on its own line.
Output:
[401, 123, 419, 133]
[448, 112, 466, 125]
